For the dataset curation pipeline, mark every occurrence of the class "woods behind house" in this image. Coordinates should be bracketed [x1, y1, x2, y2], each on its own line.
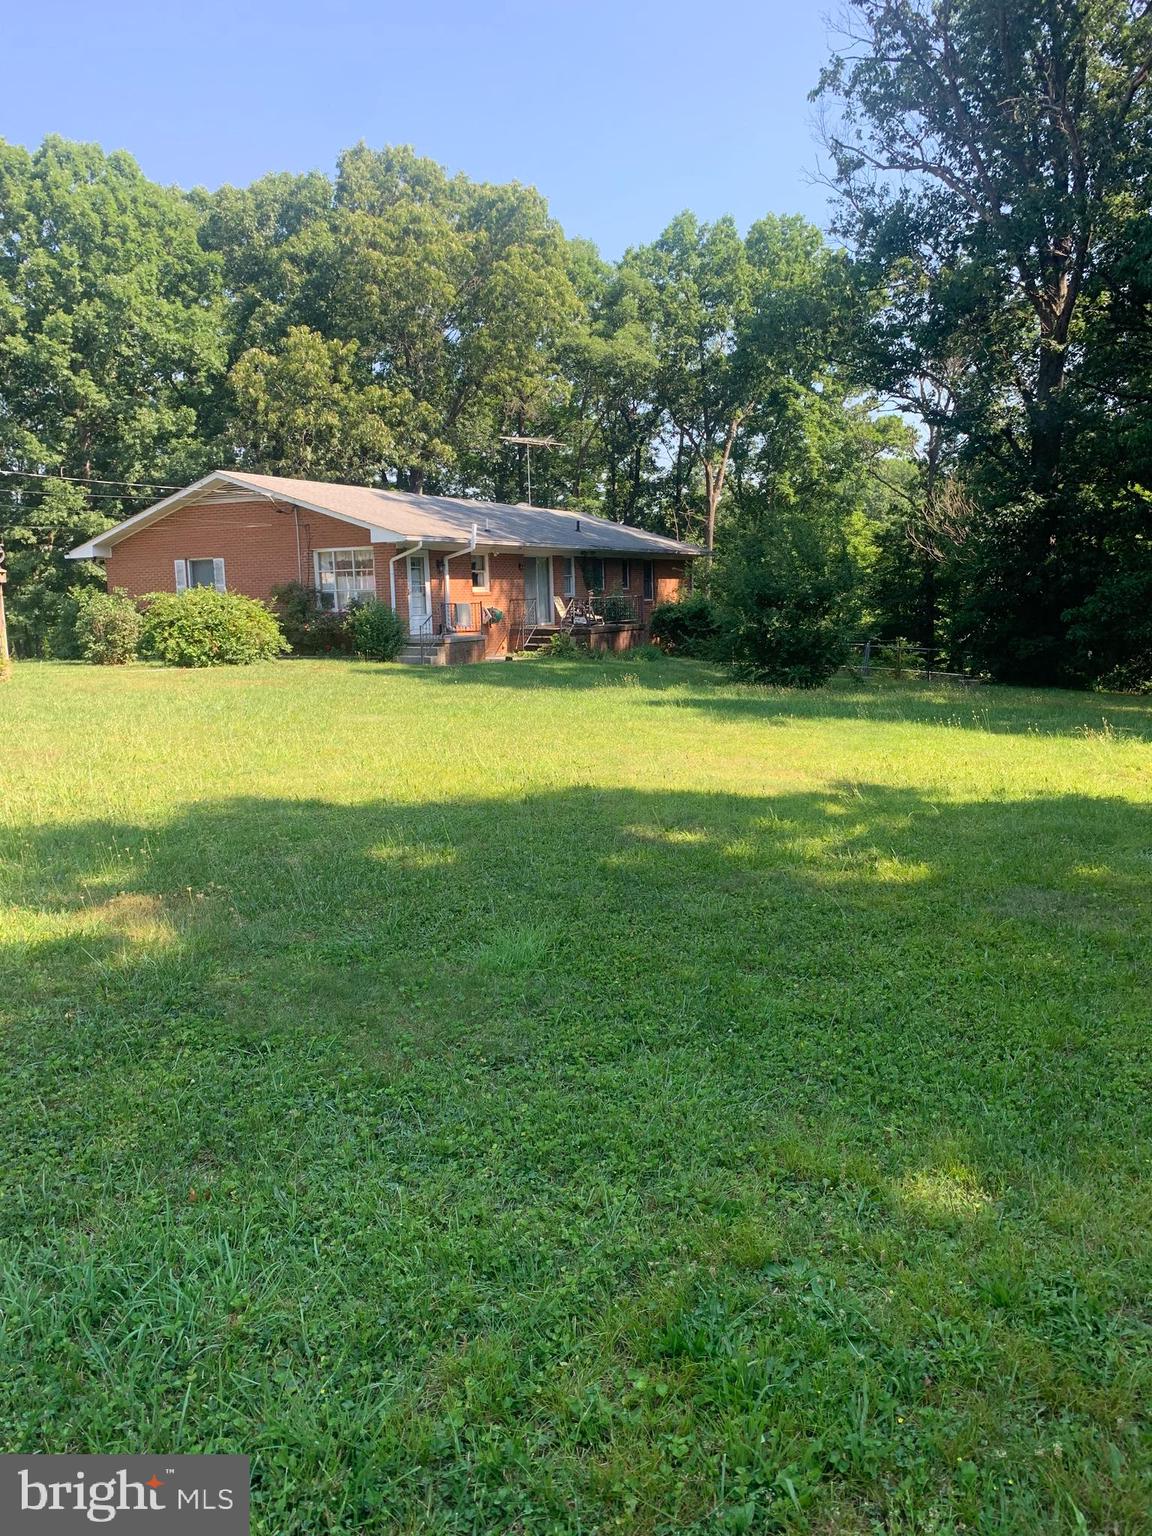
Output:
[3, 1, 1152, 688]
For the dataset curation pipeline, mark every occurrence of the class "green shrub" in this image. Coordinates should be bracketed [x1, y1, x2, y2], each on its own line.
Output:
[1064, 555, 1152, 693]
[139, 589, 286, 667]
[546, 631, 581, 658]
[44, 589, 90, 660]
[649, 594, 721, 657]
[73, 586, 142, 664]
[270, 582, 354, 655]
[347, 599, 406, 661]
[713, 512, 856, 689]
[723, 607, 850, 687]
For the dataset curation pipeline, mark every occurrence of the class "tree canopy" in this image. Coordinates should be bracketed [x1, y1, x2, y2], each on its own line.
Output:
[5, 28, 1152, 691]
[814, 0, 1152, 682]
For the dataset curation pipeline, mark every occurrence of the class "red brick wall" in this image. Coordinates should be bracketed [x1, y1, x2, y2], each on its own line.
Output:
[104, 500, 388, 601]
[437, 550, 520, 656]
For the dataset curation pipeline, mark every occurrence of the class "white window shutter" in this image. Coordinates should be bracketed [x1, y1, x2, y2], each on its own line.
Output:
[174, 559, 188, 593]
[212, 559, 226, 592]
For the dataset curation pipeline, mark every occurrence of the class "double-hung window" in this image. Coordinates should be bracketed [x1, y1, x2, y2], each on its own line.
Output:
[620, 559, 632, 591]
[642, 561, 655, 601]
[175, 558, 225, 593]
[587, 557, 605, 593]
[470, 554, 490, 591]
[314, 547, 375, 611]
[561, 556, 575, 598]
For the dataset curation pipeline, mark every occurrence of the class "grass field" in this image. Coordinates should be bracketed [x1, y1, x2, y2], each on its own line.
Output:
[1, 654, 1150, 1534]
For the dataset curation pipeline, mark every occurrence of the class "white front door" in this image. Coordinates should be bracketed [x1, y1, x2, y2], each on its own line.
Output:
[524, 557, 552, 626]
[407, 554, 431, 633]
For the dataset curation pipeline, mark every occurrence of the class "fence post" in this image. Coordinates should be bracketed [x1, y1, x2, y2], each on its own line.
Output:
[0, 541, 10, 677]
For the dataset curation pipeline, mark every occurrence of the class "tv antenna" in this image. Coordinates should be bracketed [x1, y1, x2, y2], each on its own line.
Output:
[500, 435, 562, 506]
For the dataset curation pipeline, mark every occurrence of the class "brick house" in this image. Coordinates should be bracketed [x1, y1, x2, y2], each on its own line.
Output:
[69, 471, 701, 662]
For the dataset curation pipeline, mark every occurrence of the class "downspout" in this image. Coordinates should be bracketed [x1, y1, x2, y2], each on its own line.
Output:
[389, 540, 424, 614]
[440, 523, 478, 628]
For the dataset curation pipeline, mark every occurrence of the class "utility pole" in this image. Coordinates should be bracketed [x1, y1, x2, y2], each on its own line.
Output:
[0, 540, 9, 676]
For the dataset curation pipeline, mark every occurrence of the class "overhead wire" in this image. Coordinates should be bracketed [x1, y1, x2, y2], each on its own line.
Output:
[0, 469, 182, 491]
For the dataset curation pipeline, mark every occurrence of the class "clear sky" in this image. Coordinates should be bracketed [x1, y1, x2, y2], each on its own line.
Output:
[6, 1, 842, 258]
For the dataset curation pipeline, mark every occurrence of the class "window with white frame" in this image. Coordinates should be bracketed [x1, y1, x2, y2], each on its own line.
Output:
[561, 556, 575, 598]
[470, 553, 490, 591]
[175, 558, 225, 593]
[620, 559, 632, 590]
[587, 557, 605, 593]
[314, 547, 375, 610]
[642, 560, 655, 600]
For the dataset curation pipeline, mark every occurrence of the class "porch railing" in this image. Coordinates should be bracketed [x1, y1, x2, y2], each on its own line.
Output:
[407, 603, 483, 661]
[592, 592, 641, 625]
[410, 612, 435, 663]
[506, 592, 646, 649]
[441, 599, 484, 634]
[558, 593, 642, 627]
[506, 597, 549, 649]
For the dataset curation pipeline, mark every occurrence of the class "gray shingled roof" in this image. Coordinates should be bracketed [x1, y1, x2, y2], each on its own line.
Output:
[69, 470, 702, 560]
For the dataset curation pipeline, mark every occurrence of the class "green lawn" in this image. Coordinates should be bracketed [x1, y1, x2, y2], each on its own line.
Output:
[1, 656, 1150, 1534]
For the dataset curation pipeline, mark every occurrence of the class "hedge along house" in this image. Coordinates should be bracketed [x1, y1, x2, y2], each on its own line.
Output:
[68, 471, 701, 662]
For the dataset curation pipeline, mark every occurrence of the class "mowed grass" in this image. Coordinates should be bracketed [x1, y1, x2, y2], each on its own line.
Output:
[1, 655, 1150, 1535]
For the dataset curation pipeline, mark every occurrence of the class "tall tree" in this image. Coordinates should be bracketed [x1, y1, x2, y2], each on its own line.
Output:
[226, 326, 398, 481]
[622, 212, 853, 551]
[814, 0, 1152, 681]
[545, 255, 663, 523]
[622, 213, 754, 552]
[0, 136, 226, 650]
[208, 144, 581, 494]
[817, 0, 1152, 489]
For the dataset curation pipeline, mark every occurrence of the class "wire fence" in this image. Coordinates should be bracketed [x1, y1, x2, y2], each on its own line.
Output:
[846, 638, 984, 684]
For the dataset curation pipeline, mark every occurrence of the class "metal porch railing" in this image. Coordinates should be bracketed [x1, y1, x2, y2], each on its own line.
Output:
[440, 600, 484, 634]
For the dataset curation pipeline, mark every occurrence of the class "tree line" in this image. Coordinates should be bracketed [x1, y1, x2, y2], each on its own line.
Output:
[3, 0, 1151, 687]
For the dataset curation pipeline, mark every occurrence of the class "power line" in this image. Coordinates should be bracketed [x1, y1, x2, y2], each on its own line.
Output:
[0, 483, 162, 504]
[0, 491, 155, 503]
[0, 469, 181, 491]
[1, 492, 153, 505]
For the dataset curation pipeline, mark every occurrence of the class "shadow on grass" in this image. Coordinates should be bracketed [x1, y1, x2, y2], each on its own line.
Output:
[7, 781, 1149, 1158]
[2, 783, 1150, 1531]
[362, 655, 1152, 742]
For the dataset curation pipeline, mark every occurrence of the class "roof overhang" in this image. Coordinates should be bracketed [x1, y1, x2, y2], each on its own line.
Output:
[472, 543, 696, 556]
[67, 469, 705, 561]
[67, 471, 407, 559]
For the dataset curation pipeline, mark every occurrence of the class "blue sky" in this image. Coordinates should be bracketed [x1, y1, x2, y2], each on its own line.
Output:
[7, 1, 841, 258]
